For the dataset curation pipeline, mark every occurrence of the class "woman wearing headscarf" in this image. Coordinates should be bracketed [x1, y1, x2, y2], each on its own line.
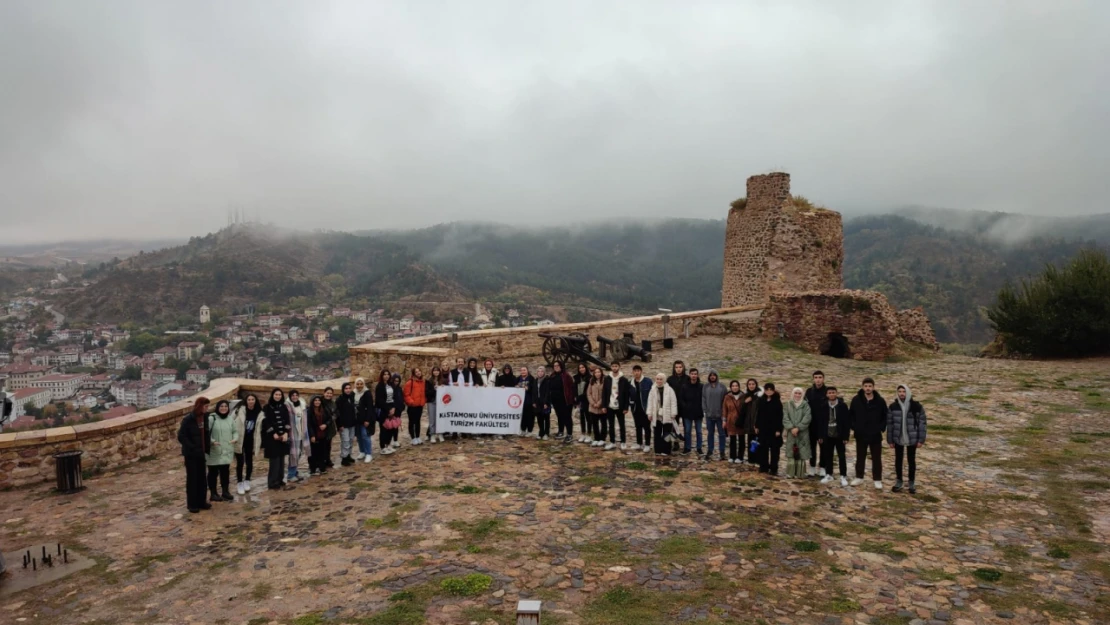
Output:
[307, 394, 332, 475]
[178, 397, 212, 513]
[285, 390, 309, 482]
[206, 399, 237, 502]
[755, 383, 783, 476]
[647, 373, 678, 456]
[336, 382, 361, 465]
[495, 364, 515, 388]
[233, 393, 264, 494]
[782, 387, 813, 479]
[887, 384, 927, 494]
[261, 388, 292, 491]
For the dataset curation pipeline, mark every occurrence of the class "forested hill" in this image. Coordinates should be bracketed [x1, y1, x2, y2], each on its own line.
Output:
[52, 213, 1107, 345]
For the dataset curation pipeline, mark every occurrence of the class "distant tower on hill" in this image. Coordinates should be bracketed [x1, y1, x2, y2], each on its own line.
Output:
[720, 172, 844, 307]
[199, 305, 211, 324]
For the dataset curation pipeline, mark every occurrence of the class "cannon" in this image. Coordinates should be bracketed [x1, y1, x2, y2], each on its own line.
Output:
[597, 334, 653, 363]
[539, 332, 652, 368]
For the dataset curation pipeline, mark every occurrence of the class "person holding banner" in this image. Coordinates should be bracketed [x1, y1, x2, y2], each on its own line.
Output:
[648, 373, 678, 456]
[468, 358, 486, 386]
[496, 364, 515, 387]
[517, 366, 537, 437]
[480, 359, 497, 387]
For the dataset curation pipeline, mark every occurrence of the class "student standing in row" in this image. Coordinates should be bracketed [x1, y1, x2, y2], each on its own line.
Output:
[233, 393, 263, 494]
[286, 390, 308, 482]
[378, 373, 404, 453]
[587, 366, 607, 446]
[517, 366, 537, 437]
[403, 368, 427, 446]
[648, 373, 678, 456]
[755, 383, 783, 476]
[262, 389, 293, 491]
[179, 397, 212, 513]
[206, 399, 237, 501]
[782, 387, 812, 479]
[354, 377, 374, 462]
[723, 380, 745, 463]
[602, 361, 630, 450]
[534, 365, 550, 440]
[629, 365, 653, 452]
[741, 379, 761, 468]
[702, 370, 727, 461]
[321, 387, 337, 469]
[804, 371, 828, 478]
[336, 382, 360, 466]
[425, 366, 443, 444]
[574, 363, 590, 443]
[307, 394, 333, 475]
[888, 384, 926, 494]
[550, 361, 575, 442]
[816, 386, 850, 486]
[850, 377, 887, 490]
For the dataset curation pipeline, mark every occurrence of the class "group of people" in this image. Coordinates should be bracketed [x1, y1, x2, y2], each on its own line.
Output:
[176, 357, 928, 513]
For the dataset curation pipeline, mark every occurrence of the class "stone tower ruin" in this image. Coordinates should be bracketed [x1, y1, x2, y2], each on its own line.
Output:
[721, 172, 844, 307]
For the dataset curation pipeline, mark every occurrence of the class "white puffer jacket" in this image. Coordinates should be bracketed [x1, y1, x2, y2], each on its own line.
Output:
[646, 384, 678, 425]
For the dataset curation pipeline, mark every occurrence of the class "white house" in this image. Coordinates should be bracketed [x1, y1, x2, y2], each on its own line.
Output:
[199, 305, 211, 324]
[9, 387, 53, 415]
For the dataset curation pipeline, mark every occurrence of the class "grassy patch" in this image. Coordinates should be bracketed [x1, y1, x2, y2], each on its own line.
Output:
[793, 540, 820, 552]
[290, 615, 325, 625]
[578, 540, 631, 565]
[1047, 546, 1071, 559]
[579, 475, 610, 487]
[448, 517, 511, 545]
[250, 581, 273, 601]
[826, 596, 862, 613]
[581, 586, 690, 625]
[654, 536, 705, 564]
[624, 461, 649, 470]
[916, 568, 956, 582]
[461, 607, 511, 625]
[132, 552, 174, 573]
[440, 573, 492, 597]
[656, 469, 680, 478]
[859, 541, 908, 561]
[871, 615, 912, 625]
[972, 568, 1002, 582]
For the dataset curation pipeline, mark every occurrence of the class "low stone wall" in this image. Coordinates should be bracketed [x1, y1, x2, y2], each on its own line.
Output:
[349, 306, 764, 381]
[763, 290, 900, 361]
[897, 307, 940, 350]
[0, 378, 343, 490]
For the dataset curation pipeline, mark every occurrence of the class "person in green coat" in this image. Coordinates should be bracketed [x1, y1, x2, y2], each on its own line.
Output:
[783, 387, 812, 479]
[207, 400, 239, 502]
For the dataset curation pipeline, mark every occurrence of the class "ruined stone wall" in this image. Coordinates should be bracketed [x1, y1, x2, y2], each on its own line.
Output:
[897, 307, 940, 350]
[762, 290, 900, 361]
[721, 173, 844, 308]
[767, 204, 843, 294]
[349, 306, 763, 383]
[0, 378, 342, 490]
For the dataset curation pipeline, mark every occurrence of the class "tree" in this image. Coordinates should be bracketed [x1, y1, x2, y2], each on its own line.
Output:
[122, 365, 142, 380]
[987, 249, 1110, 357]
[23, 402, 40, 419]
[124, 332, 165, 356]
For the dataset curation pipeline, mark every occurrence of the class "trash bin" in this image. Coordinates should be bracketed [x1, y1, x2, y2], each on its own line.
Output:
[54, 450, 85, 494]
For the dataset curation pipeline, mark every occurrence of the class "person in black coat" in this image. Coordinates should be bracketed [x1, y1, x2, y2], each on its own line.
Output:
[601, 361, 631, 448]
[849, 377, 888, 488]
[754, 383, 783, 476]
[679, 369, 705, 454]
[666, 361, 688, 418]
[813, 386, 850, 485]
[375, 371, 404, 453]
[627, 364, 654, 451]
[261, 389, 292, 491]
[336, 382, 360, 466]
[549, 361, 575, 442]
[803, 370, 829, 477]
[495, 364, 515, 388]
[178, 397, 213, 513]
[516, 366, 537, 437]
[534, 365, 551, 440]
[307, 394, 333, 475]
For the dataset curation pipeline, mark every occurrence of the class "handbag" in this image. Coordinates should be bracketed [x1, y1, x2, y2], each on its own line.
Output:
[749, 439, 760, 454]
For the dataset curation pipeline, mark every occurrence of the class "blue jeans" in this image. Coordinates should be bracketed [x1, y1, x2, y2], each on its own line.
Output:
[706, 418, 725, 456]
[683, 418, 703, 452]
[357, 423, 374, 457]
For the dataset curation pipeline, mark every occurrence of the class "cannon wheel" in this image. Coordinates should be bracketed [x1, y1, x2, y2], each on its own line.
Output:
[610, 338, 630, 361]
[542, 336, 570, 367]
[568, 332, 593, 354]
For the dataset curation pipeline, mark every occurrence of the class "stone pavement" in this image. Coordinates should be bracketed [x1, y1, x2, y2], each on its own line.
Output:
[1, 336, 1108, 625]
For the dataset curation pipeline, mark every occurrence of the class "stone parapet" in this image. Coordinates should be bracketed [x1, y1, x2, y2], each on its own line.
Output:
[897, 307, 940, 350]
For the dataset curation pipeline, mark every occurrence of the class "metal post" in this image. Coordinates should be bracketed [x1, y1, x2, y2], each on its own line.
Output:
[516, 600, 541, 624]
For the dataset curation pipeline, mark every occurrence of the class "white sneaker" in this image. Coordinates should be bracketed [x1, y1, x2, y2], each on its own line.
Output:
[237, 482, 245, 495]
[619, 443, 627, 450]
[820, 475, 833, 484]
[244, 481, 252, 492]
[497, 435, 504, 440]
[840, 477, 849, 487]
[392, 441, 400, 449]
[381, 447, 394, 455]
[412, 438, 420, 446]
[364, 455, 373, 463]
[818, 468, 827, 477]
[438, 435, 445, 443]
[849, 478, 863, 487]
[430, 436, 438, 444]
[604, 443, 616, 451]
[642, 445, 650, 452]
[874, 481, 883, 490]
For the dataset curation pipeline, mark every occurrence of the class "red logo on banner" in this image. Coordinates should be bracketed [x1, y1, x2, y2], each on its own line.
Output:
[508, 394, 522, 409]
[442, 394, 452, 405]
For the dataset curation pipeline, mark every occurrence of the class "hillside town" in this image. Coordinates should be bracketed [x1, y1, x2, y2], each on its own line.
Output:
[0, 297, 553, 432]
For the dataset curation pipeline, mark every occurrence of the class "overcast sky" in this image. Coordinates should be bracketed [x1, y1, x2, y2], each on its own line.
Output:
[2, 1, 1108, 242]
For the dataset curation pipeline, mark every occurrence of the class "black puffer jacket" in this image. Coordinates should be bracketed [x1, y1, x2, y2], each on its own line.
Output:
[679, 381, 704, 420]
[337, 392, 358, 428]
[177, 414, 207, 460]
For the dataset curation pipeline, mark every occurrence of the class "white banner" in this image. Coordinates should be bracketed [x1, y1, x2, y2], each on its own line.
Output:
[436, 386, 524, 434]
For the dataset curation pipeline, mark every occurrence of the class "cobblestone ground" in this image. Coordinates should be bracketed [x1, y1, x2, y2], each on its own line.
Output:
[2, 337, 1109, 625]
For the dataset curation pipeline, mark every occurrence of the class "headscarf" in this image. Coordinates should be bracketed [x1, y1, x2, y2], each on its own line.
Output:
[268, 388, 284, 406]
[791, 387, 805, 408]
[214, 399, 231, 418]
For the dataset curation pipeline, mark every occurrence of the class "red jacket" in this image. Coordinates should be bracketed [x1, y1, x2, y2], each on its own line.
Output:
[403, 378, 427, 408]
